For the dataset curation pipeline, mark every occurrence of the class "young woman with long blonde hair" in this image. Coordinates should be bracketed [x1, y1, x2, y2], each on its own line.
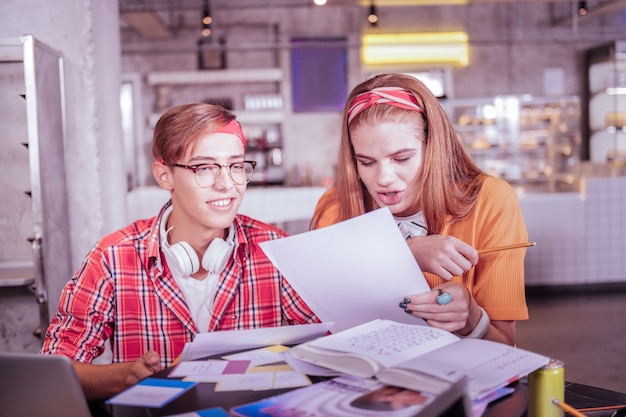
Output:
[311, 74, 529, 346]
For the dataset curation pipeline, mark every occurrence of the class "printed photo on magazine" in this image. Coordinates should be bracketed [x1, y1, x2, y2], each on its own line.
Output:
[230, 376, 436, 417]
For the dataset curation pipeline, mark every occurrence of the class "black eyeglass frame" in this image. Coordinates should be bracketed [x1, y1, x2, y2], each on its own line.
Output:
[170, 160, 257, 187]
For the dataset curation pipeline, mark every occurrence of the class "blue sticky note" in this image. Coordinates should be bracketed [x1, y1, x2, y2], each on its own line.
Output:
[107, 377, 197, 408]
[164, 407, 231, 417]
[196, 408, 231, 417]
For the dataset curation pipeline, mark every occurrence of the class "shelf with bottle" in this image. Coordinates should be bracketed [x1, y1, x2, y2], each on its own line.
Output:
[144, 68, 288, 185]
[445, 94, 581, 191]
[147, 68, 286, 126]
[242, 124, 285, 186]
[147, 68, 283, 85]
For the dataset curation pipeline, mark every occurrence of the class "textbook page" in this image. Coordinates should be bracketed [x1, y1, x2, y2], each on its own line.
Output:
[307, 319, 459, 368]
[292, 319, 548, 398]
[392, 338, 550, 399]
[259, 207, 430, 332]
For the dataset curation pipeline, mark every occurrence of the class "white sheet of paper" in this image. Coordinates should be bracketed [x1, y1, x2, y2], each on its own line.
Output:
[215, 371, 275, 391]
[168, 360, 245, 378]
[182, 374, 242, 383]
[223, 346, 286, 367]
[259, 207, 431, 332]
[272, 370, 312, 389]
[178, 322, 334, 362]
[108, 385, 182, 407]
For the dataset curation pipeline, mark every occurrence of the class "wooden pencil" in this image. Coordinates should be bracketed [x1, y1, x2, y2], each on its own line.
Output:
[552, 398, 587, 417]
[478, 241, 536, 255]
[577, 405, 626, 412]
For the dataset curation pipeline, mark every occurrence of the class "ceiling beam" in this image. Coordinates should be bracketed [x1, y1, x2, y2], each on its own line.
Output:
[118, 0, 597, 13]
[121, 11, 173, 39]
[552, 0, 626, 27]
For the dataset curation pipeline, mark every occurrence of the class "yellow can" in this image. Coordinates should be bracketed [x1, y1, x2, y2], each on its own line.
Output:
[528, 358, 565, 417]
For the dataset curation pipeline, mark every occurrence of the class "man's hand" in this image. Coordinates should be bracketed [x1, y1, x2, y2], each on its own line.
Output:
[124, 351, 162, 388]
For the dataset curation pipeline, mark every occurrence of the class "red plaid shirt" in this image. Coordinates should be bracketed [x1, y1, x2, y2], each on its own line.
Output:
[41, 202, 319, 367]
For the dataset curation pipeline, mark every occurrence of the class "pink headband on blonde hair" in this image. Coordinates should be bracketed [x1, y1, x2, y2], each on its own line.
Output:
[217, 119, 246, 150]
[347, 87, 422, 124]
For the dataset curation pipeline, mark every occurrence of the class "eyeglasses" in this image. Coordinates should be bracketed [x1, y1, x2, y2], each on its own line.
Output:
[170, 161, 256, 187]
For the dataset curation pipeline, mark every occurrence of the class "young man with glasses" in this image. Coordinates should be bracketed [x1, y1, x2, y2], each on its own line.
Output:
[41, 103, 319, 401]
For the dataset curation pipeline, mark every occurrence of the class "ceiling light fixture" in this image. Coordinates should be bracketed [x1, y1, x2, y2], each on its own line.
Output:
[368, 3, 379, 27]
[362, 32, 470, 66]
[313, 0, 327, 5]
[578, 1, 587, 16]
[202, 0, 213, 37]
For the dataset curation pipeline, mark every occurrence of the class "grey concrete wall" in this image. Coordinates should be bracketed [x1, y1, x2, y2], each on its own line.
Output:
[119, 2, 626, 190]
[0, 0, 125, 352]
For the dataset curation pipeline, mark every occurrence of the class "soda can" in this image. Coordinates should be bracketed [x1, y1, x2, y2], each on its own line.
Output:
[528, 358, 565, 417]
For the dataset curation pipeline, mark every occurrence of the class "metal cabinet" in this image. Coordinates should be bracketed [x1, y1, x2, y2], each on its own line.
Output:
[0, 35, 71, 337]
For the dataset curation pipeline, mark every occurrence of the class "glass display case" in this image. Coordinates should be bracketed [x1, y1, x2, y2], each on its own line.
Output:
[444, 95, 582, 192]
[585, 41, 626, 169]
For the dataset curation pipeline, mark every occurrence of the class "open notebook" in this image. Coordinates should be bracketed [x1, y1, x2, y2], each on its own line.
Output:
[0, 352, 91, 417]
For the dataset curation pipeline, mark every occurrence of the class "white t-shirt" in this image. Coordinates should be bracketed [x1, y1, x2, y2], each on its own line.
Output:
[173, 271, 217, 332]
[159, 205, 217, 332]
[394, 211, 427, 239]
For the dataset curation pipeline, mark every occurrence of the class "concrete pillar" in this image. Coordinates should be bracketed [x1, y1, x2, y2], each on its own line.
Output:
[0, 0, 126, 351]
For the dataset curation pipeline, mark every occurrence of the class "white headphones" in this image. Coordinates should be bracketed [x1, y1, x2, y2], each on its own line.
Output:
[160, 207, 235, 276]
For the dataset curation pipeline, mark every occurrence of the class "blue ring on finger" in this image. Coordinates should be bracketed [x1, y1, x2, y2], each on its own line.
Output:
[436, 289, 452, 305]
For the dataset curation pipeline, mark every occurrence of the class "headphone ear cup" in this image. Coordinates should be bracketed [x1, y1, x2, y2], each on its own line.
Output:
[165, 241, 200, 276]
[202, 238, 234, 275]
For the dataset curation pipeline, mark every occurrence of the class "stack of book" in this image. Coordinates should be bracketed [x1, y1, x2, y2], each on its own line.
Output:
[231, 319, 549, 417]
[289, 319, 549, 400]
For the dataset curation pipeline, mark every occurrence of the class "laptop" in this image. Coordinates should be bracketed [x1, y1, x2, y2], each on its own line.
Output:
[0, 352, 92, 417]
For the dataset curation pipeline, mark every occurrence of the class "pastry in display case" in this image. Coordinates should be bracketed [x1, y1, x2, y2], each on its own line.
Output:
[446, 95, 581, 192]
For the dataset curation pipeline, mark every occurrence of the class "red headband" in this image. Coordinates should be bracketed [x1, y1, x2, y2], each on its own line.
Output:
[347, 87, 422, 124]
[217, 119, 246, 150]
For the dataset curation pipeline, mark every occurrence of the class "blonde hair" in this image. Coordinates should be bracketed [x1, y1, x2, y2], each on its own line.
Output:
[311, 73, 484, 234]
[152, 103, 237, 165]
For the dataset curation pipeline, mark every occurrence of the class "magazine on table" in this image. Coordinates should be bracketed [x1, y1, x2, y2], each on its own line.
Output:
[290, 319, 549, 400]
[230, 375, 468, 417]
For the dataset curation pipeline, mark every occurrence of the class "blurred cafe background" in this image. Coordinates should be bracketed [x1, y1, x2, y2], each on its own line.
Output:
[0, 0, 625, 394]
